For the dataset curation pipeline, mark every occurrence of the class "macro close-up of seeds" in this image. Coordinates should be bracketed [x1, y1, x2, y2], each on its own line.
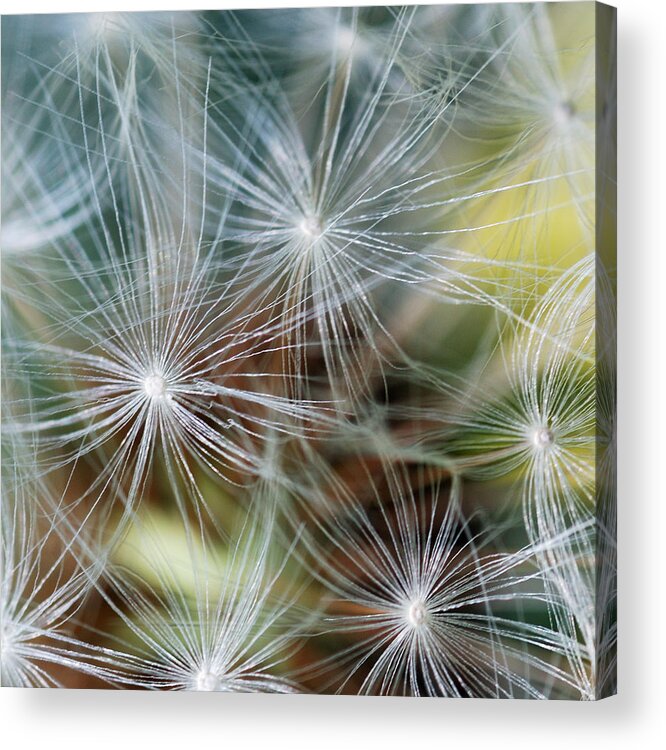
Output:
[0, 2, 616, 699]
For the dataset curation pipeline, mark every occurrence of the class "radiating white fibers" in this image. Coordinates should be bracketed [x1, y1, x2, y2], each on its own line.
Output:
[0, 5, 613, 697]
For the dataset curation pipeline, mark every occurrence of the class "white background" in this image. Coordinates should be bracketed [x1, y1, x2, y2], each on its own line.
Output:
[0, 0, 663, 748]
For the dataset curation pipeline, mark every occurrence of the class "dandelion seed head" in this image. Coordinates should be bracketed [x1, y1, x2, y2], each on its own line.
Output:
[0, 620, 17, 662]
[530, 426, 554, 450]
[1, 4, 608, 699]
[194, 669, 220, 691]
[0, 222, 42, 255]
[553, 100, 576, 128]
[84, 12, 121, 37]
[335, 26, 358, 56]
[0, 617, 30, 680]
[406, 599, 428, 629]
[143, 374, 168, 400]
[297, 214, 325, 241]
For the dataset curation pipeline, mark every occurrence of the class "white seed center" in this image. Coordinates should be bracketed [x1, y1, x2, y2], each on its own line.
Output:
[298, 214, 324, 240]
[553, 100, 576, 127]
[407, 600, 428, 628]
[0, 621, 16, 657]
[143, 374, 167, 400]
[336, 27, 357, 55]
[195, 670, 220, 691]
[531, 426, 554, 449]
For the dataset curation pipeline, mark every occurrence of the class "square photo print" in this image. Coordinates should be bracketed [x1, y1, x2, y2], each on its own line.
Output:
[0, 2, 616, 698]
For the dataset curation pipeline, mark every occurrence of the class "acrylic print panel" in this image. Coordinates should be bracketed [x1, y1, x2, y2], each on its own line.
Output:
[0, 2, 616, 699]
